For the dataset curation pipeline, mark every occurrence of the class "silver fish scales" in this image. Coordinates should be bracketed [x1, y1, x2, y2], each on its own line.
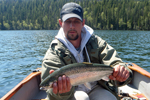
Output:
[40, 62, 113, 90]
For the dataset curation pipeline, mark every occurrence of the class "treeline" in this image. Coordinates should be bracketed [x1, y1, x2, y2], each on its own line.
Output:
[0, 0, 150, 30]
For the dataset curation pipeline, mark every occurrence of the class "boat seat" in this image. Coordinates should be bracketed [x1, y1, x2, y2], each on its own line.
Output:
[118, 84, 147, 99]
[118, 84, 141, 94]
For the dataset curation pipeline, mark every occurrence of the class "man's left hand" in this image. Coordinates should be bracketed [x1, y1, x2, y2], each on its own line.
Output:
[109, 65, 130, 82]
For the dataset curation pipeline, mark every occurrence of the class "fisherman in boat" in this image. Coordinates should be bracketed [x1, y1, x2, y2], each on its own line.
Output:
[41, 2, 132, 100]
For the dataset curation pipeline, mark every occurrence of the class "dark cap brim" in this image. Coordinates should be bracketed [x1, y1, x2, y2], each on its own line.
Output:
[62, 13, 82, 22]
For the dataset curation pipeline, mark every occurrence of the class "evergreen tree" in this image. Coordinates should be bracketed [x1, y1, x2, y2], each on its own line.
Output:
[0, 0, 150, 30]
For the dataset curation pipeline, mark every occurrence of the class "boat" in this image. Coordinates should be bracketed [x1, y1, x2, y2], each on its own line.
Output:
[1, 63, 150, 100]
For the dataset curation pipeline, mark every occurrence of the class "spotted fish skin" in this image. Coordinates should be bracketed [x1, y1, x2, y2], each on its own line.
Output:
[40, 62, 113, 90]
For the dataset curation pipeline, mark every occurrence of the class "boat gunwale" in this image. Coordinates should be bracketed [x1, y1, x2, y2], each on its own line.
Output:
[1, 70, 41, 100]
[128, 63, 150, 78]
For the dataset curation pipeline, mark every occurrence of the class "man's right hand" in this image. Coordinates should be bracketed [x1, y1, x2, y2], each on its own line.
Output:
[49, 70, 72, 94]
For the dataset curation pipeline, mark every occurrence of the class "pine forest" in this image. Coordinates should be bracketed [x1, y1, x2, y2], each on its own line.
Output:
[0, 0, 150, 30]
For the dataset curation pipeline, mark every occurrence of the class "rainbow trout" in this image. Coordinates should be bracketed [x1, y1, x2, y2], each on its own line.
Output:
[40, 62, 113, 90]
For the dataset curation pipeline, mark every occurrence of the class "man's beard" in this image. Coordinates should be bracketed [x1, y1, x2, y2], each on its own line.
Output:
[67, 30, 79, 40]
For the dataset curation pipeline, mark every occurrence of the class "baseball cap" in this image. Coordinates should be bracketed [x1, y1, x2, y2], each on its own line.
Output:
[60, 2, 83, 22]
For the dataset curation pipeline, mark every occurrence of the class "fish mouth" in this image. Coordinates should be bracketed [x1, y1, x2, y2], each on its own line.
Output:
[40, 87, 46, 90]
[40, 86, 51, 91]
[40, 83, 53, 90]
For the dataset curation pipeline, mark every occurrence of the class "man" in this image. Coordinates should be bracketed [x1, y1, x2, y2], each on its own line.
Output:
[41, 2, 132, 100]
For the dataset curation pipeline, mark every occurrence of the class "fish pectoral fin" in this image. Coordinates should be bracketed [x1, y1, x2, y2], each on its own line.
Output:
[84, 82, 91, 89]
[101, 76, 109, 81]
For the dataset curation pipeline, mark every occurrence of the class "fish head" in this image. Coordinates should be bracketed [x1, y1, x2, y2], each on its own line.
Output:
[40, 82, 53, 90]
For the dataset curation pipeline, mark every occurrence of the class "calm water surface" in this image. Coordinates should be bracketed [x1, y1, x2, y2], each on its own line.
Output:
[0, 30, 150, 98]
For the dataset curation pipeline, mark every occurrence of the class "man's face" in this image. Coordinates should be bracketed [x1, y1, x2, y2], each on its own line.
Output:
[59, 18, 85, 41]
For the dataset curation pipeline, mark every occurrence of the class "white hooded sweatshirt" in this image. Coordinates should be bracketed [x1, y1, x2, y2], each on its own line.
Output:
[55, 25, 93, 63]
[55, 25, 97, 93]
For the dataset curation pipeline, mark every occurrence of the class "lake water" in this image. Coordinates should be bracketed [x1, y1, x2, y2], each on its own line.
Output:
[0, 30, 150, 98]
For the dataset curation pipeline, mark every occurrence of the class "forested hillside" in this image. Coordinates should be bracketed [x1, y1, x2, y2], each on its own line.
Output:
[0, 0, 150, 30]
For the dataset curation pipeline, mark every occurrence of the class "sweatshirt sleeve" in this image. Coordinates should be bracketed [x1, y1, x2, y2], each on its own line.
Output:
[46, 87, 75, 100]
[97, 36, 133, 86]
[41, 43, 75, 100]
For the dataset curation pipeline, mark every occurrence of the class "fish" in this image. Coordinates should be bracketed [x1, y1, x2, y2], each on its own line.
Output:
[40, 62, 113, 90]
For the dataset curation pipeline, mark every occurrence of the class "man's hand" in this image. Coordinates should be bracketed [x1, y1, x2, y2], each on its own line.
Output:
[49, 70, 72, 94]
[109, 65, 129, 82]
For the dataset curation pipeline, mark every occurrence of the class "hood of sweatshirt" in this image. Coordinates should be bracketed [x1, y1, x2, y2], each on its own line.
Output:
[55, 25, 96, 93]
[55, 25, 93, 62]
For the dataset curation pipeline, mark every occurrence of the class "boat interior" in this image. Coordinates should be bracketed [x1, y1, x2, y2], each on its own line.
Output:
[1, 63, 150, 100]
